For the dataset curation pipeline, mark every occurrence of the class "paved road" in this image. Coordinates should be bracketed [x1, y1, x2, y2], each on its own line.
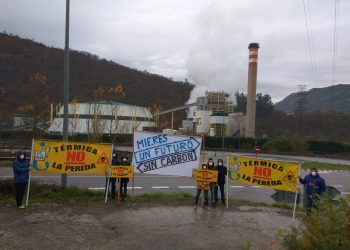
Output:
[117, 146, 350, 166]
[1, 165, 349, 204]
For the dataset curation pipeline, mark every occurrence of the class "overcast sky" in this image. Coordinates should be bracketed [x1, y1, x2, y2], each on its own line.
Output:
[1, 0, 349, 103]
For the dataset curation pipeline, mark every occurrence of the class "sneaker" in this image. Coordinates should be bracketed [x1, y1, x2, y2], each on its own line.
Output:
[193, 205, 198, 210]
[18, 205, 26, 209]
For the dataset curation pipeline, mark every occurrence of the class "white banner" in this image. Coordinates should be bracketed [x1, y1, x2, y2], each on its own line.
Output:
[132, 131, 202, 176]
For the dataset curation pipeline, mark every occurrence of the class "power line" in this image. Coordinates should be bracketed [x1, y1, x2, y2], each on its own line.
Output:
[302, 0, 318, 87]
[332, 0, 340, 85]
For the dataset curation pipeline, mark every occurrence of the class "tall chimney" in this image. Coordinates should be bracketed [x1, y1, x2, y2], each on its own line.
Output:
[245, 43, 259, 137]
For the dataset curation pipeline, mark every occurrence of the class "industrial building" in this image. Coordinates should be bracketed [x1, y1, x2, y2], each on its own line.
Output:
[48, 101, 156, 135]
[179, 91, 245, 137]
[180, 42, 260, 138]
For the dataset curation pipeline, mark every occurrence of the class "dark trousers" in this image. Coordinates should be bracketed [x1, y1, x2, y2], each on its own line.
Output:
[195, 189, 209, 206]
[214, 183, 226, 204]
[105, 178, 116, 198]
[120, 180, 128, 197]
[306, 194, 319, 215]
[15, 182, 27, 206]
[209, 183, 217, 205]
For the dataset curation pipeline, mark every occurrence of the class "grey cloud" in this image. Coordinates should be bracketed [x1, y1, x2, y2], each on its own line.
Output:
[1, 0, 350, 104]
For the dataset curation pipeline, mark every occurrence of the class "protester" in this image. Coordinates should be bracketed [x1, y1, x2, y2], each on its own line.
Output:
[118, 156, 130, 201]
[12, 150, 31, 208]
[106, 153, 118, 199]
[194, 163, 210, 211]
[207, 158, 217, 208]
[299, 167, 326, 215]
[215, 159, 227, 206]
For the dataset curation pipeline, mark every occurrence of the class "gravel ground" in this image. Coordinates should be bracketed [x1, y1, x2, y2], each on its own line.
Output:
[0, 201, 301, 250]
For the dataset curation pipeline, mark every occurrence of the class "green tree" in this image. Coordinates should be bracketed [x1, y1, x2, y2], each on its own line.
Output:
[234, 91, 274, 117]
[256, 93, 274, 117]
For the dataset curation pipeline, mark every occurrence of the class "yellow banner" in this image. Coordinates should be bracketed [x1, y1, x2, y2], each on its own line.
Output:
[227, 155, 299, 192]
[192, 169, 218, 182]
[107, 166, 134, 178]
[197, 181, 210, 190]
[31, 139, 112, 174]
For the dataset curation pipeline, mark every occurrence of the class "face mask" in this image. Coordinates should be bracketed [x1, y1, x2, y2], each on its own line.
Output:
[208, 163, 213, 166]
[311, 171, 317, 176]
[122, 158, 126, 162]
[218, 163, 222, 166]
[19, 155, 25, 159]
[112, 154, 116, 158]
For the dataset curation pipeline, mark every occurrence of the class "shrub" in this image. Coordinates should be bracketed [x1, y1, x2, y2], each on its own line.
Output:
[279, 194, 350, 250]
[204, 136, 268, 151]
[262, 137, 307, 153]
[307, 139, 350, 154]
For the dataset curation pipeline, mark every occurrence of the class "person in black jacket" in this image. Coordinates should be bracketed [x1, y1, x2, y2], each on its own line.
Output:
[118, 156, 130, 201]
[214, 159, 227, 206]
[12, 151, 31, 208]
[106, 153, 118, 199]
[207, 158, 218, 208]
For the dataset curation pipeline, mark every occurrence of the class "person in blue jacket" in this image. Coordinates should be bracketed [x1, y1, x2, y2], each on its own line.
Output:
[299, 168, 326, 215]
[12, 150, 31, 208]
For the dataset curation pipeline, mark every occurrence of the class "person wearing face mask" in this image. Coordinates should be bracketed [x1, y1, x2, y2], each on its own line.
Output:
[215, 159, 227, 206]
[193, 163, 210, 211]
[106, 153, 118, 199]
[118, 156, 130, 201]
[299, 168, 326, 215]
[207, 158, 218, 208]
[12, 151, 31, 208]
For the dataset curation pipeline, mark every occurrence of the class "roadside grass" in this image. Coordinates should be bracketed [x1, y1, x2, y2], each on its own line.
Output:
[0, 179, 102, 206]
[134, 192, 193, 203]
[1, 179, 301, 210]
[302, 161, 350, 170]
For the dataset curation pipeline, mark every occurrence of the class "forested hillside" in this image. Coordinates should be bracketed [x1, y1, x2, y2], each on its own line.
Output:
[0, 33, 194, 123]
[275, 84, 350, 114]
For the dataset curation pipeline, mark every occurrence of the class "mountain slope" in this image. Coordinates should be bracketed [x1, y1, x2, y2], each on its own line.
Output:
[275, 84, 350, 114]
[0, 33, 194, 122]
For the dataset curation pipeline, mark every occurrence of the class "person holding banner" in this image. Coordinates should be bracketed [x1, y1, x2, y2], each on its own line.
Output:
[215, 159, 227, 206]
[207, 158, 217, 208]
[118, 156, 130, 201]
[193, 163, 210, 211]
[299, 168, 326, 215]
[12, 151, 31, 208]
[106, 153, 118, 199]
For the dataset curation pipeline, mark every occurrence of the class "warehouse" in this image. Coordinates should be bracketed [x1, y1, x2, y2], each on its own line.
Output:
[48, 101, 155, 134]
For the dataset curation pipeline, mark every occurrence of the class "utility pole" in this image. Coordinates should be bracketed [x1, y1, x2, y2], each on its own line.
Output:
[62, 0, 70, 187]
[295, 85, 307, 116]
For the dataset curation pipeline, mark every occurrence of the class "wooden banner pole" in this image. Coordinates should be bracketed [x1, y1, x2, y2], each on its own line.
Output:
[292, 162, 302, 224]
[25, 138, 35, 207]
[132, 174, 135, 202]
[104, 177, 110, 204]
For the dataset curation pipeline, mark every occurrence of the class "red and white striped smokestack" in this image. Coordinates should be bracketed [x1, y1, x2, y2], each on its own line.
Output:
[245, 43, 259, 138]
